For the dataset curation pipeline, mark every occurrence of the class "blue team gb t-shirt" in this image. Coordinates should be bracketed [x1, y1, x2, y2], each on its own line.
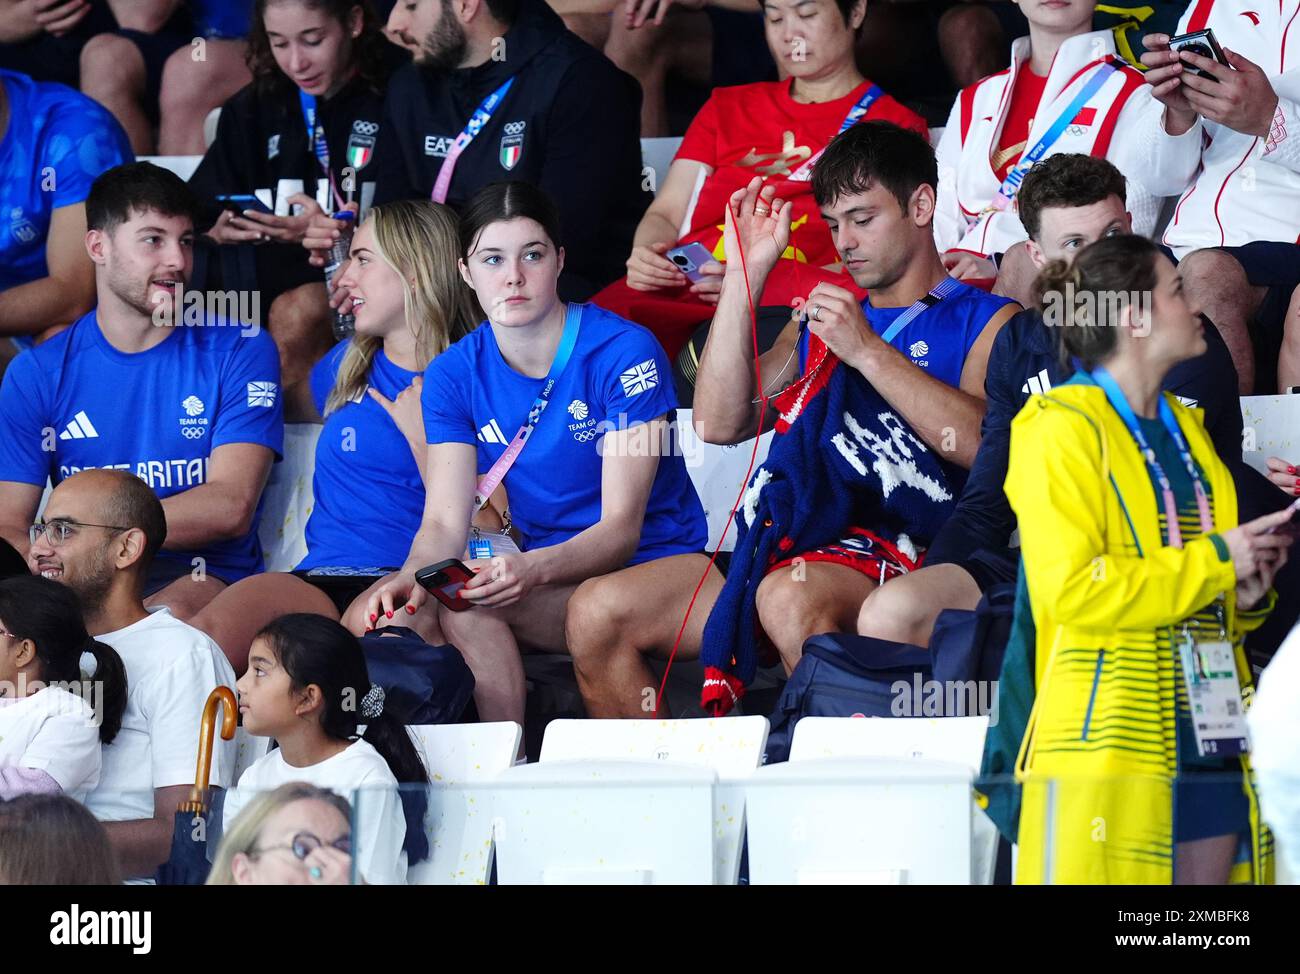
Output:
[421, 303, 707, 564]
[299, 341, 425, 572]
[0, 70, 133, 293]
[0, 311, 283, 580]
[799, 279, 1014, 385]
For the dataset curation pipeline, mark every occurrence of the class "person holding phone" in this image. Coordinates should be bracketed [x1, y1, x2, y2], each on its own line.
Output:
[1137, 3, 1300, 394]
[1005, 233, 1293, 885]
[189, 0, 406, 389]
[590, 0, 928, 358]
[933, 0, 1193, 294]
[364, 181, 707, 729]
[191, 200, 484, 673]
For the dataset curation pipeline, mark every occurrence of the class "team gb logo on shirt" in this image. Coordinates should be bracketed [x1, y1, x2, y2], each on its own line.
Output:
[179, 396, 208, 439]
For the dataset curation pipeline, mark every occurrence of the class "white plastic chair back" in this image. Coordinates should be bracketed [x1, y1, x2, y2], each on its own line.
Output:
[745, 756, 973, 884]
[540, 716, 768, 883]
[492, 759, 717, 884]
[407, 721, 521, 885]
[789, 716, 997, 883]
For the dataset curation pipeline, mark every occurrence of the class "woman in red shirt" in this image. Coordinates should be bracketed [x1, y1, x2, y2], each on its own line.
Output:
[591, 0, 928, 358]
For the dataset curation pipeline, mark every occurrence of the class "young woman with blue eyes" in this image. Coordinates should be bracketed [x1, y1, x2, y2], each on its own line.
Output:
[365, 182, 708, 731]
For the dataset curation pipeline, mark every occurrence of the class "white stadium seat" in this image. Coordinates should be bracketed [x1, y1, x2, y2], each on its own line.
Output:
[407, 721, 521, 885]
[491, 759, 717, 884]
[540, 716, 768, 884]
[745, 756, 974, 884]
[790, 716, 998, 884]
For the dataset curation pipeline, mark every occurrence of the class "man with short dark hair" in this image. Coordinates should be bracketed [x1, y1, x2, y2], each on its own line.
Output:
[28, 468, 236, 882]
[856, 152, 1261, 649]
[0, 161, 283, 620]
[565, 121, 1019, 716]
[316, 0, 649, 301]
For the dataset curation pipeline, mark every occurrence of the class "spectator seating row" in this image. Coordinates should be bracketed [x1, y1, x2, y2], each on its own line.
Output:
[229, 714, 992, 885]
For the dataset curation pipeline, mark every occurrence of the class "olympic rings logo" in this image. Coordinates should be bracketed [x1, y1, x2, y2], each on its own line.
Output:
[181, 426, 206, 439]
[352, 120, 379, 136]
[503, 121, 526, 135]
[572, 428, 598, 443]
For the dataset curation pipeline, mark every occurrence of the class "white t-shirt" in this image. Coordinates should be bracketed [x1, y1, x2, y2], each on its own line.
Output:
[0, 687, 102, 797]
[85, 607, 237, 824]
[223, 738, 409, 885]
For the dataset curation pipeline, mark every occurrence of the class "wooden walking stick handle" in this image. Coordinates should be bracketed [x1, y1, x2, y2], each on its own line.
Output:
[181, 686, 238, 813]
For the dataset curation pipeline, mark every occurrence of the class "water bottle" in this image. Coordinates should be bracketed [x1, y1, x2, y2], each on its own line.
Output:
[325, 210, 356, 340]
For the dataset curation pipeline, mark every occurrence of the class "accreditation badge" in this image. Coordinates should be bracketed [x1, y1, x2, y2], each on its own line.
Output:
[1177, 633, 1249, 757]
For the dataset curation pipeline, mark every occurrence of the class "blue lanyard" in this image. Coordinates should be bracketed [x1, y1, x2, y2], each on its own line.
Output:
[298, 89, 344, 210]
[879, 276, 962, 344]
[839, 83, 882, 133]
[1089, 366, 1215, 547]
[994, 62, 1117, 203]
[432, 76, 515, 202]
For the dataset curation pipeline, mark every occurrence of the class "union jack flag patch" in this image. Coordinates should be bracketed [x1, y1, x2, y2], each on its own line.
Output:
[619, 359, 659, 397]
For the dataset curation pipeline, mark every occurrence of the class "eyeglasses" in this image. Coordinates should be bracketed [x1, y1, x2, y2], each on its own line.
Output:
[28, 519, 131, 547]
[252, 831, 352, 862]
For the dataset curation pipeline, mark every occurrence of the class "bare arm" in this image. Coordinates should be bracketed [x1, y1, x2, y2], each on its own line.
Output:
[0, 203, 97, 338]
[519, 419, 664, 585]
[159, 444, 274, 549]
[454, 419, 671, 609]
[0, 481, 42, 556]
[692, 177, 797, 444]
[634, 158, 709, 250]
[101, 784, 191, 879]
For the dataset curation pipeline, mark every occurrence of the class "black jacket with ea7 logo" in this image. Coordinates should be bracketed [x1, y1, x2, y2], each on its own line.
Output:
[372, 0, 651, 301]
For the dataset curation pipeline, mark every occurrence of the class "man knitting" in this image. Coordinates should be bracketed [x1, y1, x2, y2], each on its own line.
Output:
[565, 121, 1019, 717]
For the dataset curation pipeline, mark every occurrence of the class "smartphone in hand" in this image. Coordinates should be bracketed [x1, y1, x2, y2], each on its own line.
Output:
[666, 242, 718, 283]
[1168, 29, 1229, 80]
[415, 559, 477, 611]
[216, 193, 274, 215]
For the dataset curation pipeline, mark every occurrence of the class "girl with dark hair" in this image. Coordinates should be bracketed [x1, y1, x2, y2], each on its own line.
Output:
[0, 575, 128, 800]
[1005, 234, 1295, 884]
[365, 182, 707, 732]
[0, 793, 121, 885]
[222, 614, 428, 884]
[189, 0, 407, 389]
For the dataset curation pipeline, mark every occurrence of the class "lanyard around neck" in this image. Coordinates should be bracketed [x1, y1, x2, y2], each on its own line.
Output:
[1090, 366, 1214, 549]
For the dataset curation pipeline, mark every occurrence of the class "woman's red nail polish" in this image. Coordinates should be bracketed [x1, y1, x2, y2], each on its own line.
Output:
[406, 605, 416, 614]
[1289, 466, 1296, 475]
[386, 610, 393, 618]
[369, 613, 377, 623]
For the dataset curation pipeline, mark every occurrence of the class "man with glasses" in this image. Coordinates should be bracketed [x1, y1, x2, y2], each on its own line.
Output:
[0, 161, 282, 621]
[29, 468, 237, 883]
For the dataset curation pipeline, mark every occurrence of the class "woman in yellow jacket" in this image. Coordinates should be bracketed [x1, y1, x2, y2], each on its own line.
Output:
[1005, 234, 1296, 885]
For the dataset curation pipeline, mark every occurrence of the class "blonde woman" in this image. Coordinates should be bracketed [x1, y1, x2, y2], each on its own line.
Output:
[193, 200, 482, 672]
[207, 782, 354, 886]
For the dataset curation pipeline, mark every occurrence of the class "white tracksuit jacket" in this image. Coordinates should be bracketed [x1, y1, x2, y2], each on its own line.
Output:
[935, 30, 1186, 257]
[1135, 0, 1300, 258]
